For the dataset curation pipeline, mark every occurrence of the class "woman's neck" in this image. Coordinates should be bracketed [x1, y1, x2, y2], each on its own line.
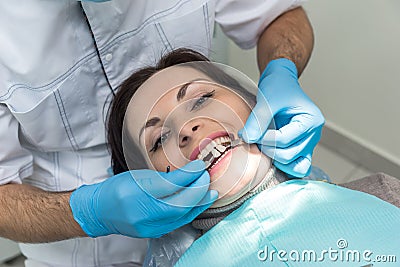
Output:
[211, 154, 272, 208]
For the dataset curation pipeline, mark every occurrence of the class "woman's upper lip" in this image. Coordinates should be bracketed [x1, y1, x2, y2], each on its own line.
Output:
[189, 131, 232, 161]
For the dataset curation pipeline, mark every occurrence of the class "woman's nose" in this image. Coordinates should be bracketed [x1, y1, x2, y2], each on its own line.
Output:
[179, 121, 201, 147]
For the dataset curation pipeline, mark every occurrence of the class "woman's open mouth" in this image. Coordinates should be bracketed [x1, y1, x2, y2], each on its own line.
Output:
[195, 135, 234, 171]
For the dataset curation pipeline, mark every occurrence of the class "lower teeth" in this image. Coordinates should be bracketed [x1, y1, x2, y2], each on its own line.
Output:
[200, 142, 232, 169]
[206, 146, 231, 170]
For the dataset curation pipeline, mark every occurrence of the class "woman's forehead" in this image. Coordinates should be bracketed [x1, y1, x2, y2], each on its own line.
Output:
[137, 66, 210, 100]
[125, 66, 210, 140]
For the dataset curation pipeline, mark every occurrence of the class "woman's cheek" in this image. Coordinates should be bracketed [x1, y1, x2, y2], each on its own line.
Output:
[149, 154, 169, 171]
[151, 151, 188, 172]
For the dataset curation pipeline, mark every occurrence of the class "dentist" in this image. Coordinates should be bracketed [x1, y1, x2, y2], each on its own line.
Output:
[0, 0, 323, 266]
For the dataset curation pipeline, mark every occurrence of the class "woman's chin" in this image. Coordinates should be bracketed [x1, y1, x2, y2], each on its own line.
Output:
[209, 144, 269, 202]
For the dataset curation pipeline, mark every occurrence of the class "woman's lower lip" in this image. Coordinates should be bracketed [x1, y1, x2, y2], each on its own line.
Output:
[208, 146, 238, 178]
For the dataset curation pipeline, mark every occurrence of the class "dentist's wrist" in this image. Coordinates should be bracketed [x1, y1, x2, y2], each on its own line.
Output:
[70, 183, 108, 237]
[261, 58, 298, 83]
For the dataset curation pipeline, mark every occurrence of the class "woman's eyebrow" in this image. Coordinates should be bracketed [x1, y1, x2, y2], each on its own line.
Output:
[177, 78, 211, 101]
[139, 117, 161, 139]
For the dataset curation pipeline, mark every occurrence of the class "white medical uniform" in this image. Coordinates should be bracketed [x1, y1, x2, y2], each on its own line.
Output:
[0, 0, 303, 266]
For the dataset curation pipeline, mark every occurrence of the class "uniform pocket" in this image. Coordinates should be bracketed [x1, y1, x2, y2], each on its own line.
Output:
[8, 89, 78, 150]
[3, 56, 109, 151]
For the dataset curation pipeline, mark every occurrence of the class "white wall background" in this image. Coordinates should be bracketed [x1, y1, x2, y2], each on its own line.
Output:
[212, 0, 400, 172]
[301, 0, 400, 165]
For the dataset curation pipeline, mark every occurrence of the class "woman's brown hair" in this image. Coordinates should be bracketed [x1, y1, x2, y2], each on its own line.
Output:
[107, 48, 255, 174]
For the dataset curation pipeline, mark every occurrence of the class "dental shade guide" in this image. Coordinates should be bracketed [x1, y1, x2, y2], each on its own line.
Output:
[204, 156, 214, 169]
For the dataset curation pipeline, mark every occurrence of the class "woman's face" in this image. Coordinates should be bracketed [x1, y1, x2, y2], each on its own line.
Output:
[125, 65, 271, 203]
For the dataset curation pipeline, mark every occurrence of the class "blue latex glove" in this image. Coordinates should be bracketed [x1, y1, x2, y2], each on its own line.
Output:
[239, 58, 324, 177]
[70, 160, 217, 238]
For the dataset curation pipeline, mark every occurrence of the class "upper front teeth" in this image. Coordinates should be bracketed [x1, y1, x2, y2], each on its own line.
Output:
[196, 136, 230, 160]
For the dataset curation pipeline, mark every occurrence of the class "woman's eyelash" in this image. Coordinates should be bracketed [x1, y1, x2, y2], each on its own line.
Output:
[190, 90, 215, 111]
[150, 131, 170, 152]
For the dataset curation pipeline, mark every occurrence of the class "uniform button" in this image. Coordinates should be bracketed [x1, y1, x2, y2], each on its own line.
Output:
[105, 53, 113, 61]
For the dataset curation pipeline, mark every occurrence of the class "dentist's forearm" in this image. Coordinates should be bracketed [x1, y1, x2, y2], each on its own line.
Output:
[0, 183, 86, 243]
[257, 7, 314, 76]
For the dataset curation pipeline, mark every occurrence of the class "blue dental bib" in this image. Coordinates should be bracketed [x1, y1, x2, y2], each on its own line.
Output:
[175, 180, 400, 267]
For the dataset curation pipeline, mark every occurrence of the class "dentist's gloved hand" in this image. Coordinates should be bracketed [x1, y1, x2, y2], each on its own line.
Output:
[239, 58, 324, 177]
[70, 160, 217, 238]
